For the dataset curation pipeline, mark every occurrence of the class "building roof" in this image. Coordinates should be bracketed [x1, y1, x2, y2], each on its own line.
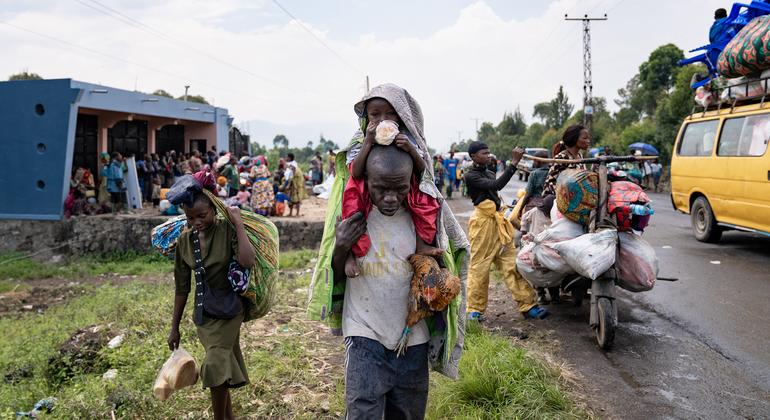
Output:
[1, 78, 229, 123]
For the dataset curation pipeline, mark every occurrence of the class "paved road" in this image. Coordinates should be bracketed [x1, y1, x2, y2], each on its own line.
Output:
[447, 177, 770, 419]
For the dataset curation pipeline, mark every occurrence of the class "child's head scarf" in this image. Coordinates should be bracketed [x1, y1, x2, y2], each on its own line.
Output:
[354, 83, 426, 152]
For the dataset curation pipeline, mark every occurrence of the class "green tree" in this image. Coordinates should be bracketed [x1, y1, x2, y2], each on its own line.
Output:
[476, 122, 497, 144]
[497, 108, 527, 136]
[250, 142, 267, 156]
[452, 139, 472, 154]
[522, 123, 547, 148]
[619, 44, 685, 119]
[315, 134, 339, 153]
[533, 86, 574, 129]
[614, 107, 640, 130]
[619, 120, 657, 151]
[272, 134, 289, 149]
[178, 94, 209, 104]
[8, 71, 42, 81]
[152, 89, 173, 98]
[537, 128, 561, 150]
[266, 148, 281, 172]
[653, 64, 706, 163]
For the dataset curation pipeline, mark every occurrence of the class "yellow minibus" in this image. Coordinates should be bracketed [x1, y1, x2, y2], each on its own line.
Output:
[671, 102, 770, 242]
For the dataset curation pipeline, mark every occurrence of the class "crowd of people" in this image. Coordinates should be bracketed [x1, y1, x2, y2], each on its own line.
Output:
[432, 151, 503, 200]
[63, 82, 666, 420]
[64, 146, 330, 218]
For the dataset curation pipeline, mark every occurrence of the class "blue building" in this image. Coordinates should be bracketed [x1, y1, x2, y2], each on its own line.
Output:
[0, 79, 234, 220]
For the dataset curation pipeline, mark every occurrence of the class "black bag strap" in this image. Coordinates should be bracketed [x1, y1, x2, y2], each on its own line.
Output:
[191, 229, 207, 326]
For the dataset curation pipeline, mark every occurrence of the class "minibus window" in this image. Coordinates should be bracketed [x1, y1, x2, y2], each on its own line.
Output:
[718, 114, 770, 157]
[678, 120, 719, 156]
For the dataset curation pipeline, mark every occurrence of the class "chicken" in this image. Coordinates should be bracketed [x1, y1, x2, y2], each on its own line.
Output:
[394, 254, 461, 356]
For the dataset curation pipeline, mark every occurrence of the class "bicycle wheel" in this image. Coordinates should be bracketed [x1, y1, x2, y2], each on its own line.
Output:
[595, 297, 616, 349]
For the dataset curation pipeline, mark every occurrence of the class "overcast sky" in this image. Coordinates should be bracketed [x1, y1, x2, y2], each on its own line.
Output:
[1, 0, 726, 151]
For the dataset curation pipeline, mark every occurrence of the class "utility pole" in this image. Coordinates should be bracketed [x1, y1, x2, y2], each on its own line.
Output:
[366, 75, 370, 92]
[184, 85, 190, 102]
[565, 13, 607, 133]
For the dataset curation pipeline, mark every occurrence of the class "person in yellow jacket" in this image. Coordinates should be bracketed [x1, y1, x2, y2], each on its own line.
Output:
[463, 141, 549, 321]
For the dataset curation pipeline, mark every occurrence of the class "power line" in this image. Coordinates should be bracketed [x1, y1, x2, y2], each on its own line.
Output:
[538, 35, 582, 73]
[0, 20, 239, 96]
[606, 0, 627, 15]
[587, 0, 611, 16]
[73, 0, 293, 91]
[525, 0, 584, 67]
[271, 0, 364, 76]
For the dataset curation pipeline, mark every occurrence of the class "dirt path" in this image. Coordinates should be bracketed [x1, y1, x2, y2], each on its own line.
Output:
[0, 274, 168, 318]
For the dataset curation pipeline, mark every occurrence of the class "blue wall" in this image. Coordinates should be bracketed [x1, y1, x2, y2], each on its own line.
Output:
[0, 79, 231, 220]
[0, 79, 80, 220]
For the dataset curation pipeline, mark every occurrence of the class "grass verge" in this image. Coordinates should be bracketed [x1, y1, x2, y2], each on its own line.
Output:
[0, 250, 344, 419]
[279, 249, 317, 271]
[0, 249, 585, 419]
[0, 248, 316, 290]
[427, 322, 588, 420]
[0, 252, 172, 283]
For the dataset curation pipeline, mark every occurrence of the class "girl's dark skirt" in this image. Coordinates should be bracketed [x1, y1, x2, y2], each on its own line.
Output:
[196, 312, 249, 389]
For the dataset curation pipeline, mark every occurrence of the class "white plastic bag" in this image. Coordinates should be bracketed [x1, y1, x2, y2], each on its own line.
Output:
[550, 202, 565, 221]
[518, 207, 550, 248]
[534, 217, 585, 243]
[551, 229, 618, 280]
[375, 120, 399, 145]
[153, 347, 199, 401]
[516, 242, 564, 288]
[531, 218, 584, 273]
[520, 207, 551, 238]
[533, 243, 574, 274]
[721, 69, 770, 101]
[694, 86, 714, 108]
[312, 174, 335, 199]
[616, 232, 658, 292]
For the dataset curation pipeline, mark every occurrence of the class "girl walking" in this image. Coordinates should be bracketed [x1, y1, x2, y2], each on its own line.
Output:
[167, 173, 256, 420]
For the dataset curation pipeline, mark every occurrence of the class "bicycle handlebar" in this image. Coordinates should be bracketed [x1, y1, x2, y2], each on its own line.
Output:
[522, 154, 658, 165]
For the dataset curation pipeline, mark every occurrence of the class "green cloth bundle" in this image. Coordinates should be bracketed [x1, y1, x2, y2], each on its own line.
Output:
[204, 189, 279, 321]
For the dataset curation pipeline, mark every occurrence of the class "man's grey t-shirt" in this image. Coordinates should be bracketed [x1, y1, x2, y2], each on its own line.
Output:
[342, 206, 430, 350]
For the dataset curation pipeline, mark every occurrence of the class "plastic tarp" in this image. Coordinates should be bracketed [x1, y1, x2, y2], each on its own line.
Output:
[616, 232, 658, 292]
[551, 229, 618, 280]
[312, 174, 335, 199]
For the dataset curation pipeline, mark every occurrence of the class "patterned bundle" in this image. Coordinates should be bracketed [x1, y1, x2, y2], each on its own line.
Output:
[151, 216, 188, 259]
[203, 190, 279, 321]
[608, 181, 650, 232]
[555, 169, 599, 226]
[718, 15, 770, 78]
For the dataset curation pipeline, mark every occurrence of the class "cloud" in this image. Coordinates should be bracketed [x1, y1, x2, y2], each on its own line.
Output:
[0, 0, 724, 150]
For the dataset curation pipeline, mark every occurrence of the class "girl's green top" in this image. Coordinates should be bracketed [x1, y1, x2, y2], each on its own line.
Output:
[174, 219, 237, 295]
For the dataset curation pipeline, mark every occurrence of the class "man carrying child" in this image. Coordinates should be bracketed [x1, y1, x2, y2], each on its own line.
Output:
[307, 84, 469, 420]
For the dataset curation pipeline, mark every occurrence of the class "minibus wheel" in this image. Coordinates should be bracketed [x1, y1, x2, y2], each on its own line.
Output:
[691, 196, 722, 243]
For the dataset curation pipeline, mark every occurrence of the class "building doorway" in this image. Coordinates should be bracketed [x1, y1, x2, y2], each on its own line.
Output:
[73, 114, 98, 177]
[229, 126, 250, 156]
[190, 139, 207, 154]
[108, 120, 148, 158]
[156, 125, 185, 157]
